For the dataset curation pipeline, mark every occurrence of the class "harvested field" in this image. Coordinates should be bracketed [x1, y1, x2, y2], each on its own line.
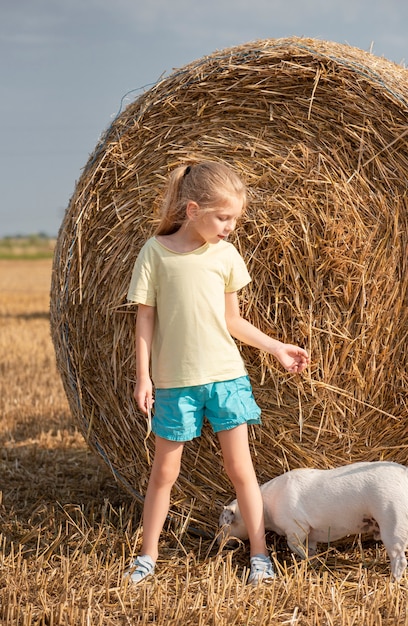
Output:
[2, 263, 408, 623]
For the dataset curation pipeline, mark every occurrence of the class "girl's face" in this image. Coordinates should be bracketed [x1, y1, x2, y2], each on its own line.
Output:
[188, 194, 244, 245]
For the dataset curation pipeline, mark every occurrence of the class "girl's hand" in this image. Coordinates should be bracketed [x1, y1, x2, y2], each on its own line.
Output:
[134, 377, 154, 415]
[274, 343, 310, 374]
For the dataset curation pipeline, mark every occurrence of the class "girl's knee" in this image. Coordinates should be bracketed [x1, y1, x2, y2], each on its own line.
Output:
[150, 460, 181, 488]
[224, 459, 255, 487]
[150, 437, 184, 487]
[218, 425, 255, 486]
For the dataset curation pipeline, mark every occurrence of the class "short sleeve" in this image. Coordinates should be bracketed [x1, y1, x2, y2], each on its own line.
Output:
[127, 240, 157, 306]
[225, 245, 251, 293]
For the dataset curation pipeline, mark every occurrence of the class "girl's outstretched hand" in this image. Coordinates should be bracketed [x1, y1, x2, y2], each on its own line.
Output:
[273, 343, 310, 374]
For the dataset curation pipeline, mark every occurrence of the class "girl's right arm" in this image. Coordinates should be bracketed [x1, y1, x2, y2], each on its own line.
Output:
[134, 303, 155, 415]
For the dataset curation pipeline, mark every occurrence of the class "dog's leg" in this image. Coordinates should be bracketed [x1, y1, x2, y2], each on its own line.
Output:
[380, 528, 408, 581]
[307, 539, 318, 556]
[286, 524, 310, 560]
[388, 549, 407, 582]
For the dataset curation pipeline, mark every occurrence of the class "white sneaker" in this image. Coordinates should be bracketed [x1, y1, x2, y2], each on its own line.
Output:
[123, 554, 155, 584]
[248, 554, 275, 585]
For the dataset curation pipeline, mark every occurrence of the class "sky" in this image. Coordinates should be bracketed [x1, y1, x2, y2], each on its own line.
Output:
[1, 0, 407, 237]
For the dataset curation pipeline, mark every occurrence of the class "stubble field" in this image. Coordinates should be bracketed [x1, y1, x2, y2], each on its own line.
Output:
[1, 259, 408, 625]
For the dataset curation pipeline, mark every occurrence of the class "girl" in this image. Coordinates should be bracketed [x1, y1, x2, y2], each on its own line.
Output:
[125, 161, 310, 585]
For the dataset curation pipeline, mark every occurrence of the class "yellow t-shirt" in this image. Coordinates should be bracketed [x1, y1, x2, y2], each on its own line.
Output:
[127, 237, 251, 388]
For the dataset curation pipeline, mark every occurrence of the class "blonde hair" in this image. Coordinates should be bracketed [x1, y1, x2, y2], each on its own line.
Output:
[155, 161, 247, 236]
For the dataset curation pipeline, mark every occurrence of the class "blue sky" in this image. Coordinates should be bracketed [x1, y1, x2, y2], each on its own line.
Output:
[1, 0, 407, 236]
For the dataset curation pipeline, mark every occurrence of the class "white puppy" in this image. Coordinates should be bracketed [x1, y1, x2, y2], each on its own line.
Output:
[219, 461, 408, 580]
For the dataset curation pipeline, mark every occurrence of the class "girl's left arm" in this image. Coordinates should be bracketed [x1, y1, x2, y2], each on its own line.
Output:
[225, 291, 310, 374]
[134, 303, 156, 414]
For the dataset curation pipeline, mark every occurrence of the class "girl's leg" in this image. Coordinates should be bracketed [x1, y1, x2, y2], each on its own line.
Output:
[217, 424, 266, 557]
[140, 435, 184, 561]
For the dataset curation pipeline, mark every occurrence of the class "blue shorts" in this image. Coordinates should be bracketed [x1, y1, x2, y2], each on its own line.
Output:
[153, 375, 261, 442]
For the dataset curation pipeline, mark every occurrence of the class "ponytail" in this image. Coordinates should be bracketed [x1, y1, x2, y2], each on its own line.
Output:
[155, 165, 188, 236]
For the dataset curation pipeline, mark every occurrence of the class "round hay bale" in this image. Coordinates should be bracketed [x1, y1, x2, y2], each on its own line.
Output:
[50, 37, 408, 533]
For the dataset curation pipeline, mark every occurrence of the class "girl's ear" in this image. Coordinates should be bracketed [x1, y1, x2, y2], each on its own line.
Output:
[186, 201, 200, 221]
